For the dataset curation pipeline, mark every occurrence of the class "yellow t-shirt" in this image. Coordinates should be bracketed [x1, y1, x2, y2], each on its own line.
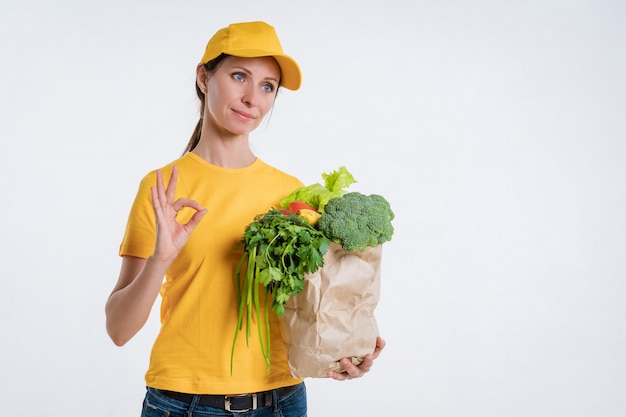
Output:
[119, 153, 304, 394]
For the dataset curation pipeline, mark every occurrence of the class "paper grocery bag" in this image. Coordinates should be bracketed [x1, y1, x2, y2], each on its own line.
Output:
[279, 242, 382, 378]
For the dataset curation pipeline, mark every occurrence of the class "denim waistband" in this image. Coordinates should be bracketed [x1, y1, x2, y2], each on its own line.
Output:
[152, 383, 301, 412]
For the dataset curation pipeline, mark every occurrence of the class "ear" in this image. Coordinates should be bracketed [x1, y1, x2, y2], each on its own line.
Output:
[196, 64, 208, 93]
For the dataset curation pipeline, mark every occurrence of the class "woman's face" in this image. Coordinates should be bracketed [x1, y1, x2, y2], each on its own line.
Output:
[201, 55, 281, 136]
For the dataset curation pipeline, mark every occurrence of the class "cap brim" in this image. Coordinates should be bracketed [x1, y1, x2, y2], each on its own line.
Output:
[273, 55, 301, 91]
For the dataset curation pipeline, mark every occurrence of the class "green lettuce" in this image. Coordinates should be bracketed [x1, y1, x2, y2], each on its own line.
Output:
[280, 166, 357, 213]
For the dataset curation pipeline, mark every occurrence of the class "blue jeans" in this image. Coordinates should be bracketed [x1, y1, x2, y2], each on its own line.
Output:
[141, 383, 307, 417]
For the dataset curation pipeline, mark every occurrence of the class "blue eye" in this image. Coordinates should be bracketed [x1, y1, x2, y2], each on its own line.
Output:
[233, 73, 245, 82]
[262, 83, 275, 93]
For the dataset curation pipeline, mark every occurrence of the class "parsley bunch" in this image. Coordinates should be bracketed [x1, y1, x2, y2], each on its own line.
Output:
[231, 208, 330, 374]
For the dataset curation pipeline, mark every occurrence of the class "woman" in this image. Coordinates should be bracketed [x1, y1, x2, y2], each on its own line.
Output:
[105, 21, 385, 417]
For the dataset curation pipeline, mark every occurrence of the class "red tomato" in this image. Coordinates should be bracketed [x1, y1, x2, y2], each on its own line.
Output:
[288, 201, 318, 214]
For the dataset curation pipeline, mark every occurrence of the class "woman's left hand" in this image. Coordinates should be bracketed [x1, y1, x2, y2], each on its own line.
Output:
[327, 336, 386, 381]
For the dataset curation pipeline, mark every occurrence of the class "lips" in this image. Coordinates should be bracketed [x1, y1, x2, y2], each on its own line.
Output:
[232, 108, 256, 120]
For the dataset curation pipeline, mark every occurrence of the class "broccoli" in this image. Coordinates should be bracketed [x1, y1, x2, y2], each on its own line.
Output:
[317, 192, 395, 252]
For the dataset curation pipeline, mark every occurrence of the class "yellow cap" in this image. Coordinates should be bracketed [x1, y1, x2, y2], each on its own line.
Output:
[200, 21, 302, 90]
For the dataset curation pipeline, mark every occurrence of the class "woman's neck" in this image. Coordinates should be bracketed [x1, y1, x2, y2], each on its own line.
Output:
[191, 131, 256, 168]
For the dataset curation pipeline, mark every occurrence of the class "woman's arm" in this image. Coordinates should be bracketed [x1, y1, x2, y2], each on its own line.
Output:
[105, 255, 169, 346]
[105, 166, 207, 346]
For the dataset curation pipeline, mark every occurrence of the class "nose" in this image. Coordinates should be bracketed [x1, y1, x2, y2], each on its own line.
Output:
[241, 85, 259, 107]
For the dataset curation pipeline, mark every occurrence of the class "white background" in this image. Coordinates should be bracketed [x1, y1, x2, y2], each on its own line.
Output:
[1, 1, 625, 416]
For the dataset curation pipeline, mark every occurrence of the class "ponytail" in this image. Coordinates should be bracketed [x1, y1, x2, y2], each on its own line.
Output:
[182, 83, 205, 154]
[184, 118, 203, 155]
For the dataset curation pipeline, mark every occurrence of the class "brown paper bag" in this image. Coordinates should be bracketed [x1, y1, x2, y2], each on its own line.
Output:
[279, 242, 382, 378]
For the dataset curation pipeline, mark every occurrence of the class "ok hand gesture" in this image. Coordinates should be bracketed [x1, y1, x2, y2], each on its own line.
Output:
[150, 165, 207, 263]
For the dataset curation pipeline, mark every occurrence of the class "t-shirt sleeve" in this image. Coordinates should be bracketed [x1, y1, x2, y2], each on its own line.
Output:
[118, 171, 158, 259]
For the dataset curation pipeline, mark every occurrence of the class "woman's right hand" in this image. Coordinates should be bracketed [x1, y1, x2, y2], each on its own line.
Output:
[150, 165, 207, 262]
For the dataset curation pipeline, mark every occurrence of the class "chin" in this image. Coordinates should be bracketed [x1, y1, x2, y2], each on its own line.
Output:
[227, 124, 260, 136]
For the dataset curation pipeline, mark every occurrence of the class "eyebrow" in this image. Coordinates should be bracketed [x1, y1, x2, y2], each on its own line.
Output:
[232, 66, 280, 84]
